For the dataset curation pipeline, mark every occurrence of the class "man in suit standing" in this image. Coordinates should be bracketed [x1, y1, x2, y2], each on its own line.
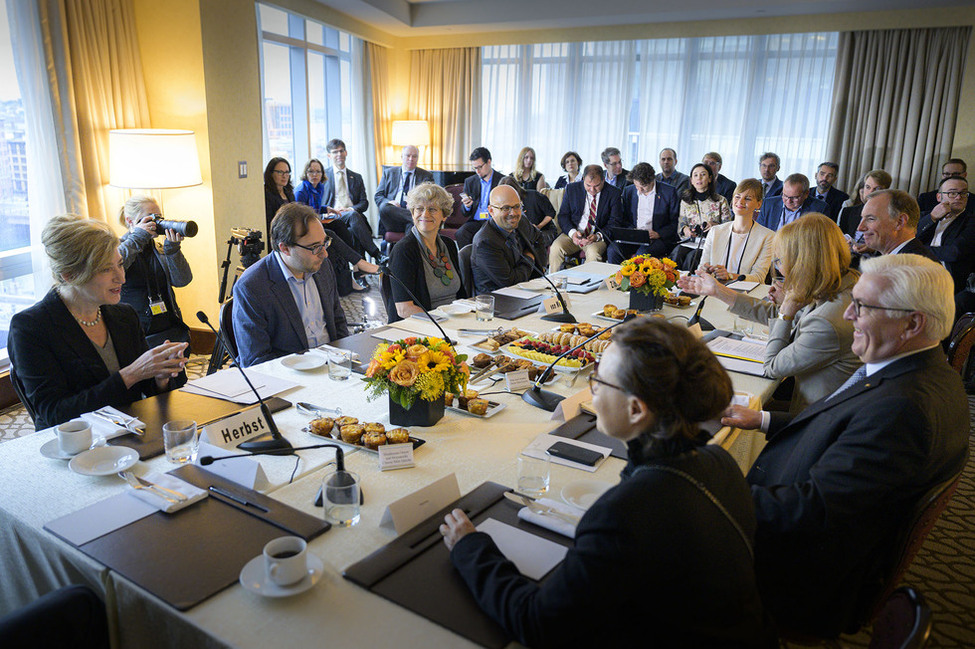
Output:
[838, 169, 892, 238]
[456, 146, 505, 249]
[857, 189, 936, 260]
[917, 177, 975, 294]
[917, 158, 970, 214]
[811, 162, 849, 220]
[755, 173, 828, 231]
[703, 152, 735, 205]
[233, 203, 349, 367]
[601, 147, 630, 191]
[723, 254, 968, 637]
[548, 165, 622, 273]
[655, 148, 689, 194]
[759, 152, 783, 198]
[375, 145, 434, 235]
[608, 162, 680, 262]
[322, 139, 382, 261]
[470, 185, 545, 294]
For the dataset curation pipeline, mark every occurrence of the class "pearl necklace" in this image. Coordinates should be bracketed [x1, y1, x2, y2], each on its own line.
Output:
[75, 309, 102, 327]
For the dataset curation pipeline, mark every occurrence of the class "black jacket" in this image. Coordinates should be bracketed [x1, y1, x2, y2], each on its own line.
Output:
[388, 232, 466, 314]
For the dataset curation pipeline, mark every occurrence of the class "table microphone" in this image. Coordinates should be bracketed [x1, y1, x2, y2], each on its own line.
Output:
[687, 295, 715, 332]
[196, 311, 293, 454]
[519, 253, 577, 324]
[378, 261, 454, 345]
[522, 313, 636, 412]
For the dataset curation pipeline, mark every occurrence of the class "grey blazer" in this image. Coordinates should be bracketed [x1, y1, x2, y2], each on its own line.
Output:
[374, 166, 435, 210]
[729, 272, 861, 411]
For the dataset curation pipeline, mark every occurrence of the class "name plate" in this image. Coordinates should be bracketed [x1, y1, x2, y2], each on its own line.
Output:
[604, 275, 621, 290]
[542, 296, 563, 315]
[505, 369, 532, 392]
[378, 443, 415, 471]
[380, 473, 461, 535]
[201, 407, 271, 449]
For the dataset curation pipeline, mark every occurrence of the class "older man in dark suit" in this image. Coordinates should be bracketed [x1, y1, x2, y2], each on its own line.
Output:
[917, 177, 975, 294]
[837, 169, 892, 239]
[857, 189, 936, 260]
[233, 203, 349, 367]
[470, 185, 545, 294]
[608, 162, 680, 262]
[724, 254, 968, 637]
[548, 165, 622, 273]
[321, 138, 381, 261]
[810, 162, 849, 220]
[759, 152, 783, 198]
[375, 145, 435, 235]
[755, 173, 828, 231]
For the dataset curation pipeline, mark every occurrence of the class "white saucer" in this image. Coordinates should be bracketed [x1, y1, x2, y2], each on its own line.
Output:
[40, 438, 82, 461]
[561, 480, 614, 511]
[281, 354, 326, 371]
[439, 303, 471, 315]
[239, 553, 324, 598]
[69, 446, 139, 476]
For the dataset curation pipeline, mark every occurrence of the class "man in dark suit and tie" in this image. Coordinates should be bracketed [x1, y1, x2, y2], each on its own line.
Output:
[703, 152, 735, 205]
[375, 144, 434, 235]
[917, 158, 971, 214]
[321, 139, 381, 261]
[601, 147, 630, 191]
[655, 148, 689, 194]
[723, 254, 968, 637]
[456, 146, 505, 249]
[548, 165, 622, 273]
[810, 162, 849, 220]
[759, 152, 783, 198]
[470, 185, 545, 294]
[608, 162, 680, 262]
[857, 189, 936, 260]
[917, 177, 975, 294]
[755, 173, 828, 231]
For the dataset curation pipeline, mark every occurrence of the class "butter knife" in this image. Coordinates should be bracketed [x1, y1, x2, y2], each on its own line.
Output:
[92, 410, 145, 436]
[134, 474, 187, 501]
[503, 491, 580, 525]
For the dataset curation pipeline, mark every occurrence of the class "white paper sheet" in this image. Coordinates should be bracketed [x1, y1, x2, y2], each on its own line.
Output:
[493, 287, 539, 300]
[476, 518, 568, 580]
[45, 493, 157, 546]
[707, 336, 767, 363]
[182, 368, 297, 404]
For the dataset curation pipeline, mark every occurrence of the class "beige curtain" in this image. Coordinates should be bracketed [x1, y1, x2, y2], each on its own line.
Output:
[38, 0, 151, 222]
[826, 27, 971, 196]
[366, 41, 392, 185]
[409, 48, 481, 169]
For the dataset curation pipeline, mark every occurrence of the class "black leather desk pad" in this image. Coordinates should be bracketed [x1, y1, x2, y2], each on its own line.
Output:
[331, 329, 385, 373]
[548, 413, 627, 460]
[110, 391, 289, 460]
[344, 481, 574, 649]
[66, 465, 329, 611]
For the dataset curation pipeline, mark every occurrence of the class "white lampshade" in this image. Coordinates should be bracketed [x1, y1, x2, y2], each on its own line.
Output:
[109, 129, 203, 189]
[390, 120, 430, 147]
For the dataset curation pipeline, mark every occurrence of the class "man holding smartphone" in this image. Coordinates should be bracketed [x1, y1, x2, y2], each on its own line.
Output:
[455, 146, 505, 249]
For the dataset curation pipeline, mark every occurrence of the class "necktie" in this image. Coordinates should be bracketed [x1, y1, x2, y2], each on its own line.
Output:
[583, 196, 596, 237]
[763, 182, 769, 195]
[335, 170, 350, 209]
[400, 172, 411, 208]
[826, 366, 867, 401]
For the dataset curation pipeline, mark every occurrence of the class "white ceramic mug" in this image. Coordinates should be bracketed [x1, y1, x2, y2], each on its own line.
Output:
[56, 420, 92, 455]
[263, 536, 308, 586]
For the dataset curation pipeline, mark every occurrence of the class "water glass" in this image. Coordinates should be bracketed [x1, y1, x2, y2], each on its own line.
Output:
[554, 275, 568, 293]
[162, 419, 198, 464]
[475, 295, 495, 322]
[327, 349, 352, 381]
[322, 469, 360, 527]
[733, 316, 755, 338]
[517, 455, 551, 498]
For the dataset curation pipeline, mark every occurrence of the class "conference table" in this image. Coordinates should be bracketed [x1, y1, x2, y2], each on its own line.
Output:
[0, 262, 776, 648]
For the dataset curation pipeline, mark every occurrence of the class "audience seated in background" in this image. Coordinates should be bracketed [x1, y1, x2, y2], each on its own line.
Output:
[755, 173, 828, 231]
[838, 169, 892, 240]
[811, 161, 849, 220]
[456, 146, 505, 249]
[722, 254, 968, 637]
[601, 146, 630, 191]
[656, 147, 690, 194]
[608, 162, 680, 262]
[677, 163, 732, 239]
[441, 319, 775, 648]
[320, 139, 383, 262]
[917, 176, 975, 295]
[471, 185, 545, 294]
[388, 183, 466, 319]
[857, 189, 936, 259]
[703, 151, 736, 205]
[917, 158, 971, 215]
[682, 213, 860, 411]
[759, 152, 783, 198]
[499, 176, 558, 248]
[233, 203, 348, 367]
[696, 178, 775, 284]
[376, 145, 434, 235]
[512, 146, 547, 192]
[553, 151, 583, 189]
[8, 215, 187, 430]
[549, 164, 622, 273]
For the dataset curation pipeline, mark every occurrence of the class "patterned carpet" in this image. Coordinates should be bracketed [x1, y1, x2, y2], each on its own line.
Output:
[2, 277, 973, 646]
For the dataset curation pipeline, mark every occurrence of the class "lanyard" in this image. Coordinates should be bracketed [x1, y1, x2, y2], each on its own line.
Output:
[724, 223, 753, 274]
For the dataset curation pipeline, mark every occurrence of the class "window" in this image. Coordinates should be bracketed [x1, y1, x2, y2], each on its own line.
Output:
[258, 3, 352, 171]
[482, 32, 838, 185]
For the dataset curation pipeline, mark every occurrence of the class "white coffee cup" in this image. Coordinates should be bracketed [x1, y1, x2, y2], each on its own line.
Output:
[57, 420, 92, 455]
[263, 536, 308, 586]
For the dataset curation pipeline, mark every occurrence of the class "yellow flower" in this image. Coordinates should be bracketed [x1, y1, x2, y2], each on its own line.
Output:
[620, 264, 635, 277]
[638, 262, 653, 275]
[389, 360, 419, 387]
[662, 257, 678, 268]
[416, 350, 450, 373]
[415, 371, 445, 401]
[646, 268, 666, 289]
[380, 348, 405, 370]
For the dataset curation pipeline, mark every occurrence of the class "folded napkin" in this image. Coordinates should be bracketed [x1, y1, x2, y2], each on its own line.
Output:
[81, 407, 145, 441]
[125, 472, 208, 514]
[516, 497, 580, 539]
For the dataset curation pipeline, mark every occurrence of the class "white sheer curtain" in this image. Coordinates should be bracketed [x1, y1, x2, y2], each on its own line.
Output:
[350, 36, 379, 229]
[482, 32, 837, 187]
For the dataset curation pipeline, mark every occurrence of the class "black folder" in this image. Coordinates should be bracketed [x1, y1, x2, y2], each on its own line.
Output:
[609, 227, 651, 245]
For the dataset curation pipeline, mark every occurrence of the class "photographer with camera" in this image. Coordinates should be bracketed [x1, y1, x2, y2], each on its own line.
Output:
[117, 196, 193, 349]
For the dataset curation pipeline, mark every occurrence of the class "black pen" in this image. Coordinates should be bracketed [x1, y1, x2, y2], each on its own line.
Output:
[208, 485, 269, 512]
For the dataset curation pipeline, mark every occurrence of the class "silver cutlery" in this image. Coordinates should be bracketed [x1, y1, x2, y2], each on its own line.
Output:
[119, 471, 180, 504]
[503, 491, 580, 525]
[133, 474, 187, 501]
[296, 401, 343, 417]
[93, 409, 145, 436]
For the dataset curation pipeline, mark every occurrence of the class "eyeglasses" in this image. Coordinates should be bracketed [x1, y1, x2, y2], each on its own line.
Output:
[490, 204, 523, 214]
[588, 370, 627, 395]
[291, 235, 332, 255]
[472, 162, 486, 172]
[850, 297, 916, 318]
[782, 193, 804, 202]
[940, 191, 969, 199]
[272, 169, 290, 176]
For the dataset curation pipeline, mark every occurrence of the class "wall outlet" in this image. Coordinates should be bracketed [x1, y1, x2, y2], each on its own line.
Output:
[238, 161, 247, 178]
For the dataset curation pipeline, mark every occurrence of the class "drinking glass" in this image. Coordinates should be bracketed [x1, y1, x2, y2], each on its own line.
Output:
[475, 295, 495, 322]
[322, 469, 360, 527]
[327, 349, 352, 381]
[162, 419, 198, 464]
[517, 455, 550, 498]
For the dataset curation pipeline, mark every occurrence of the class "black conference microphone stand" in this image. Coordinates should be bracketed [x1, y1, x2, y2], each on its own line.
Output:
[686, 295, 715, 332]
[522, 313, 636, 412]
[379, 261, 454, 345]
[519, 253, 576, 324]
[196, 311, 293, 454]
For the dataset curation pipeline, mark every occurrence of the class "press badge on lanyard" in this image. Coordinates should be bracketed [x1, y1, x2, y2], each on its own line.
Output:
[149, 297, 168, 316]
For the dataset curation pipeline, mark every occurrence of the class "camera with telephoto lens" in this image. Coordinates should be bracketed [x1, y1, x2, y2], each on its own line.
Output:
[152, 215, 199, 238]
[231, 227, 263, 268]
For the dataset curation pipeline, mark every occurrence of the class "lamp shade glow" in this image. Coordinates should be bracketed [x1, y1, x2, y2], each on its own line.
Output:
[390, 121, 430, 147]
[109, 129, 203, 189]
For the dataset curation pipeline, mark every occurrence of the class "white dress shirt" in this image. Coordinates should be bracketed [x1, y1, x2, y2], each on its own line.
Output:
[636, 187, 657, 231]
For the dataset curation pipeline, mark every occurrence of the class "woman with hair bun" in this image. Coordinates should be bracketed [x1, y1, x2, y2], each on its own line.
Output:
[439, 319, 773, 648]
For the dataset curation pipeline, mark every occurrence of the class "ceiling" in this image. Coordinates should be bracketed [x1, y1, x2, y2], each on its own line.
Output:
[313, 0, 968, 37]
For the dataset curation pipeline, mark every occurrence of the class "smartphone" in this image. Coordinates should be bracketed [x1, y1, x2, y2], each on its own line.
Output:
[546, 441, 603, 466]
